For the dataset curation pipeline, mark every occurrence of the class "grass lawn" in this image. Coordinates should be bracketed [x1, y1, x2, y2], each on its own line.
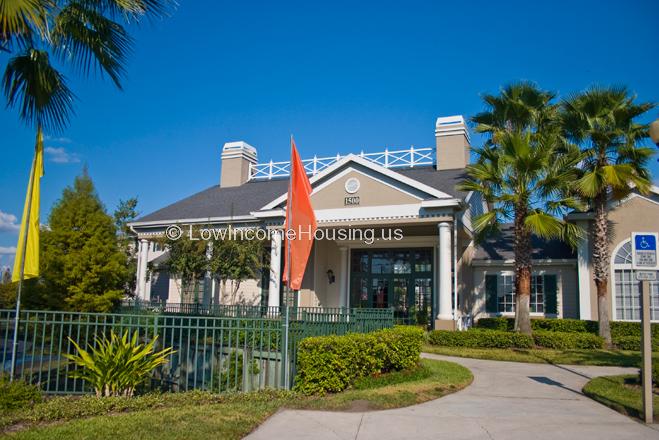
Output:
[583, 375, 659, 422]
[0, 359, 472, 440]
[423, 344, 659, 367]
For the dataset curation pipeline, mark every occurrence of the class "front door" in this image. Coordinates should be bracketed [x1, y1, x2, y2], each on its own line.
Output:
[350, 248, 433, 325]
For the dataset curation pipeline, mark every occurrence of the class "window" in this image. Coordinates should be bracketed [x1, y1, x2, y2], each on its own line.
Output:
[613, 240, 659, 321]
[497, 275, 515, 313]
[487, 273, 555, 315]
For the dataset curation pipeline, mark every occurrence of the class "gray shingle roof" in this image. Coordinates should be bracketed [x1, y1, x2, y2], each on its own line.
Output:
[397, 167, 468, 199]
[136, 179, 289, 222]
[135, 165, 467, 224]
[473, 224, 576, 261]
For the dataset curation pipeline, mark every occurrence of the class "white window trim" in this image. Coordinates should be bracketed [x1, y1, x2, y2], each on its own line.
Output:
[610, 239, 659, 322]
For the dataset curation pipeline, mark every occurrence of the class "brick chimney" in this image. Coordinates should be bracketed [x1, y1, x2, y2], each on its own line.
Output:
[220, 141, 258, 187]
[435, 115, 470, 170]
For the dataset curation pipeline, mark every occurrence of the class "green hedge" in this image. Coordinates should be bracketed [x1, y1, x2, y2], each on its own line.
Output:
[427, 329, 533, 349]
[476, 317, 659, 339]
[427, 329, 604, 350]
[293, 326, 423, 395]
[613, 336, 659, 352]
[532, 331, 604, 349]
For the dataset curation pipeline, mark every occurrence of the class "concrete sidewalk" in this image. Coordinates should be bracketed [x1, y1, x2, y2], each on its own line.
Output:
[246, 353, 659, 440]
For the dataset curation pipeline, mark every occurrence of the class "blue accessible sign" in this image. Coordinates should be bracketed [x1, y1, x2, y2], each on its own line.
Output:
[632, 232, 659, 271]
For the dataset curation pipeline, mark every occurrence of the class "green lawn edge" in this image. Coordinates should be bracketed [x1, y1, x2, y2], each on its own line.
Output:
[582, 374, 659, 422]
[0, 358, 472, 440]
[423, 344, 658, 367]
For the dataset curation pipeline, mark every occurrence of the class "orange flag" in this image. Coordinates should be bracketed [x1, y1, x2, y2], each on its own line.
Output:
[282, 137, 317, 291]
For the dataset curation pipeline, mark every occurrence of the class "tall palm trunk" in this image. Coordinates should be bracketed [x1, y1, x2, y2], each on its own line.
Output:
[514, 205, 533, 335]
[592, 191, 612, 346]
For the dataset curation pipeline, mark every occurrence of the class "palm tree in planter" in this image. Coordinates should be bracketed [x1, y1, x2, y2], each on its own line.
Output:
[560, 86, 655, 345]
[461, 83, 583, 334]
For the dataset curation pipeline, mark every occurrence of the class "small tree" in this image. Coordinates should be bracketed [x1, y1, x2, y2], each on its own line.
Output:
[114, 198, 139, 296]
[209, 228, 265, 305]
[163, 230, 209, 303]
[41, 170, 130, 312]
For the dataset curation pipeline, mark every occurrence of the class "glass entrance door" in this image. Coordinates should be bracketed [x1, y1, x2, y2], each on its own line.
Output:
[350, 248, 433, 325]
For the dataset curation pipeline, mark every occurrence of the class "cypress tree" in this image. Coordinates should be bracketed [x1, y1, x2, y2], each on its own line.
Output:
[41, 170, 129, 312]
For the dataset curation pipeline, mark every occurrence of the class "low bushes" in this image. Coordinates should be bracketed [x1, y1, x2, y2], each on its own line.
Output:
[427, 329, 533, 349]
[427, 329, 604, 350]
[475, 317, 659, 340]
[293, 326, 424, 395]
[613, 336, 659, 352]
[0, 376, 43, 410]
[532, 331, 604, 349]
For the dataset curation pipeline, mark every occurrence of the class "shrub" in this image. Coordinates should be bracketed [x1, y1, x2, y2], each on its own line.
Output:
[476, 318, 659, 341]
[293, 326, 423, 395]
[610, 322, 659, 339]
[0, 376, 42, 410]
[374, 326, 424, 371]
[532, 331, 604, 349]
[474, 317, 513, 332]
[427, 329, 533, 349]
[613, 336, 659, 352]
[475, 317, 598, 333]
[65, 330, 175, 397]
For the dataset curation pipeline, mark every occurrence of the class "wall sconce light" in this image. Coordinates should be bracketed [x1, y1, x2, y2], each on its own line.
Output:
[326, 269, 335, 284]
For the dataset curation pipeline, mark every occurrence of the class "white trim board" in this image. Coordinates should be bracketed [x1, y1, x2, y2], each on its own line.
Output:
[261, 154, 456, 210]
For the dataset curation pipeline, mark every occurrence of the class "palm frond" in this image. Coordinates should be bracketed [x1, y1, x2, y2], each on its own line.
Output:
[79, 0, 176, 21]
[2, 48, 75, 131]
[524, 211, 564, 240]
[0, 0, 49, 45]
[52, 2, 133, 88]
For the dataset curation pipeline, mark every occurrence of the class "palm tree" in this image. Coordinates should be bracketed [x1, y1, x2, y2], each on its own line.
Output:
[560, 86, 655, 345]
[461, 83, 582, 334]
[2, 0, 174, 133]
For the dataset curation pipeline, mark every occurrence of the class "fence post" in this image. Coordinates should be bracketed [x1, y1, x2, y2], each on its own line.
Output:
[280, 305, 290, 390]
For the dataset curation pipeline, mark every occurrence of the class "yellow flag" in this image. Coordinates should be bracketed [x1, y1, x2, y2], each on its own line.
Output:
[12, 128, 44, 283]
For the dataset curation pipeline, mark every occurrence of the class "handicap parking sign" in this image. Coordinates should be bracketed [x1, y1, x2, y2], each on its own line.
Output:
[632, 232, 659, 270]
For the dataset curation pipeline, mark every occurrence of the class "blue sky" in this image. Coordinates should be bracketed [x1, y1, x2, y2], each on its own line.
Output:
[1, 0, 658, 269]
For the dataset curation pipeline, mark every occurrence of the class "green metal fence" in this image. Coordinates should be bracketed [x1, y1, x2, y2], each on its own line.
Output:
[0, 307, 394, 395]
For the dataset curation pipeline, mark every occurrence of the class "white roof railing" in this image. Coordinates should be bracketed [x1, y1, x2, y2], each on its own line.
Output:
[248, 146, 435, 180]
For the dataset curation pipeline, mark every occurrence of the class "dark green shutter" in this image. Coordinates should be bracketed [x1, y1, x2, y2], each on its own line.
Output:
[544, 274, 558, 315]
[485, 274, 498, 313]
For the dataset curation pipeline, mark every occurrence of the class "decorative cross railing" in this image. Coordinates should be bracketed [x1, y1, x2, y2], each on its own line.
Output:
[249, 146, 435, 180]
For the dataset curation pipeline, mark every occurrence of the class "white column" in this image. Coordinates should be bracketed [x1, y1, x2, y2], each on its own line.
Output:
[137, 239, 150, 302]
[268, 230, 282, 308]
[576, 220, 592, 320]
[437, 222, 453, 320]
[338, 247, 348, 308]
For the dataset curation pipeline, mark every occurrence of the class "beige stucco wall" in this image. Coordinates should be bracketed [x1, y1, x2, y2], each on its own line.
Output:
[312, 239, 342, 307]
[470, 263, 578, 320]
[310, 169, 421, 210]
[220, 156, 252, 187]
[587, 196, 659, 319]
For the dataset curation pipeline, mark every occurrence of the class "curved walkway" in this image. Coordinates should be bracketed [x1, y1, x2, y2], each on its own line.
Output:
[246, 353, 659, 440]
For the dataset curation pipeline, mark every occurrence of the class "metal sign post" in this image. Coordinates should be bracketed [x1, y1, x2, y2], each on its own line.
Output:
[631, 232, 658, 424]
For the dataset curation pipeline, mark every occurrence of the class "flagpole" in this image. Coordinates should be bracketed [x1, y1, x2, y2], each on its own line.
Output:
[10, 135, 39, 381]
[284, 135, 294, 388]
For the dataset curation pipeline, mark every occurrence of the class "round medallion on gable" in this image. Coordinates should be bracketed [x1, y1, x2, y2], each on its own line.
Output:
[345, 177, 360, 194]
